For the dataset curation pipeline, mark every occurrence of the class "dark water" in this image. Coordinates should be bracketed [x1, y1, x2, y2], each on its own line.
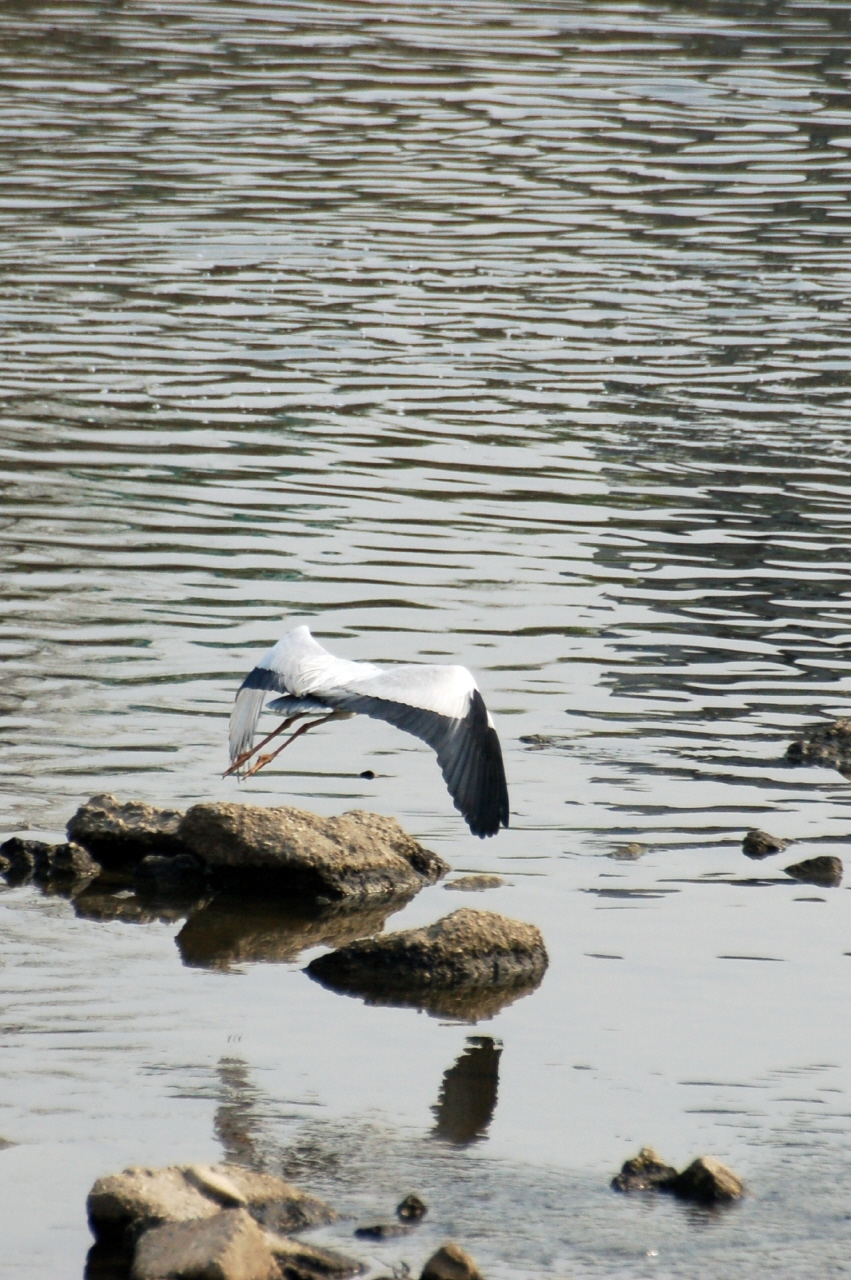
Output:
[2, 1, 851, 1275]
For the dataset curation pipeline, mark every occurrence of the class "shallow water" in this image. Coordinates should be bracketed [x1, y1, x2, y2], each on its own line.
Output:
[2, 0, 851, 1275]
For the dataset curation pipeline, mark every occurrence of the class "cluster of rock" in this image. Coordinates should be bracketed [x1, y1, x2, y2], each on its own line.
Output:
[86, 1163, 482, 1280]
[611, 1147, 744, 1204]
[741, 829, 843, 886]
[786, 717, 851, 775]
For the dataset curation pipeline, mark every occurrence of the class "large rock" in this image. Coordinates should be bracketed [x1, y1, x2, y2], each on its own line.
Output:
[787, 718, 851, 775]
[132, 1208, 277, 1280]
[611, 1147, 678, 1193]
[178, 803, 448, 902]
[306, 909, 548, 1019]
[68, 794, 188, 868]
[669, 1156, 744, 1203]
[420, 1244, 483, 1280]
[784, 855, 843, 887]
[88, 1163, 336, 1246]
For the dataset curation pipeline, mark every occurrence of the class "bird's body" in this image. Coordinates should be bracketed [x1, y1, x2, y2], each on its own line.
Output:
[228, 625, 509, 838]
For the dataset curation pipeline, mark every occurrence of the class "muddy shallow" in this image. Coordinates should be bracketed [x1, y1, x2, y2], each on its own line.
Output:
[2, 0, 851, 1276]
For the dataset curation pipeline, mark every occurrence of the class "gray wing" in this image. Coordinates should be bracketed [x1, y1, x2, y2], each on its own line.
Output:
[325, 688, 509, 838]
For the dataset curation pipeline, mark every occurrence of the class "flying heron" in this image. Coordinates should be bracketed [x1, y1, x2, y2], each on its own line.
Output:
[226, 625, 509, 838]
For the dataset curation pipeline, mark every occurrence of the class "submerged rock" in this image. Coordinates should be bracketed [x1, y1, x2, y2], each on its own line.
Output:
[87, 1162, 336, 1246]
[445, 875, 505, 892]
[306, 909, 547, 1019]
[787, 718, 851, 775]
[132, 1209, 277, 1280]
[611, 1147, 677, 1193]
[669, 1156, 744, 1203]
[68, 794, 188, 868]
[784, 855, 843, 887]
[397, 1193, 427, 1222]
[420, 1243, 483, 1280]
[742, 829, 790, 860]
[178, 802, 448, 901]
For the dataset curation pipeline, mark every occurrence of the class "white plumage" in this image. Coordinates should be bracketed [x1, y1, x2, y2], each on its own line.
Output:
[228, 625, 509, 838]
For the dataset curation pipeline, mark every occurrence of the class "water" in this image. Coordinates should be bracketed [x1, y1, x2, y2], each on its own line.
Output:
[2, 0, 851, 1275]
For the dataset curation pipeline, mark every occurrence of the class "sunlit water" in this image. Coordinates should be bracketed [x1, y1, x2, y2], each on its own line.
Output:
[2, 1, 851, 1276]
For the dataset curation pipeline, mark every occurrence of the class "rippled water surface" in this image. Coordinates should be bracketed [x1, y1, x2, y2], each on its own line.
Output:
[3, 1, 851, 1275]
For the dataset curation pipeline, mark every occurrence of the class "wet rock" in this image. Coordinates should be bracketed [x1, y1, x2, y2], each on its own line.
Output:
[132, 1208, 278, 1280]
[267, 1234, 363, 1279]
[444, 875, 504, 892]
[68, 794, 188, 868]
[397, 1194, 427, 1223]
[0, 837, 53, 885]
[176, 896, 406, 971]
[0, 837, 101, 890]
[611, 1147, 678, 1193]
[742, 829, 790, 860]
[787, 718, 851, 775]
[784, 855, 843, 887]
[41, 840, 101, 884]
[134, 853, 207, 901]
[306, 909, 547, 1020]
[354, 1223, 413, 1240]
[608, 843, 644, 861]
[420, 1243, 483, 1280]
[88, 1163, 336, 1246]
[178, 803, 448, 902]
[668, 1156, 744, 1203]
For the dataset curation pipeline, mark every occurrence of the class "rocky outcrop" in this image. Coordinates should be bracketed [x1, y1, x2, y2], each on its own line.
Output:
[784, 855, 843, 887]
[87, 1162, 336, 1247]
[742, 829, 789, 860]
[306, 909, 548, 1019]
[178, 802, 448, 901]
[787, 718, 851, 775]
[68, 794, 188, 867]
[612, 1149, 744, 1203]
[420, 1243, 483, 1280]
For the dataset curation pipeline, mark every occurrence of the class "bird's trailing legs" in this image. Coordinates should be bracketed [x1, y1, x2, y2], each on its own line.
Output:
[223, 713, 303, 778]
[239, 711, 341, 780]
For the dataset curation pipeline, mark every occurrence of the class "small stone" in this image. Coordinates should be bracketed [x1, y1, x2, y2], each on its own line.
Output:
[420, 1243, 483, 1280]
[742, 829, 789, 860]
[397, 1193, 427, 1222]
[608, 843, 644, 861]
[131, 1208, 278, 1280]
[668, 1156, 744, 1203]
[359, 770, 375, 780]
[611, 1147, 677, 1193]
[354, 1223, 413, 1240]
[444, 876, 504, 892]
[68, 794, 188, 868]
[135, 854, 207, 900]
[784, 855, 843, 887]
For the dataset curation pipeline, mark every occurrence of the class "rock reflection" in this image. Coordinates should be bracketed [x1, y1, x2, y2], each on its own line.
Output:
[214, 1057, 264, 1171]
[176, 895, 406, 970]
[432, 1038, 502, 1146]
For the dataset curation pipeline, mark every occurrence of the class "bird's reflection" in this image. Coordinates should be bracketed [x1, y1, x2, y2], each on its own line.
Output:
[431, 1037, 502, 1145]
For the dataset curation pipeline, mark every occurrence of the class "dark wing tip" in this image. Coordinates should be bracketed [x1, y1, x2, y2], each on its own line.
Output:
[460, 691, 509, 838]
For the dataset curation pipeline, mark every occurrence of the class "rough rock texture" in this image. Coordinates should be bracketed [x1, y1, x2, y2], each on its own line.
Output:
[784, 855, 843, 887]
[611, 1147, 678, 1193]
[178, 803, 448, 901]
[397, 1193, 427, 1222]
[0, 836, 100, 888]
[787, 718, 851, 775]
[135, 853, 208, 900]
[306, 909, 548, 1019]
[177, 896, 405, 971]
[669, 1156, 744, 1203]
[132, 1208, 278, 1280]
[88, 1163, 336, 1245]
[266, 1234, 363, 1279]
[68, 794, 188, 867]
[420, 1244, 483, 1280]
[444, 875, 505, 892]
[742, 829, 790, 860]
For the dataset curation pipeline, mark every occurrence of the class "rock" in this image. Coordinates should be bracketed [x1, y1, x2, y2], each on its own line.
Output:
[0, 837, 52, 885]
[306, 909, 548, 1020]
[178, 803, 448, 902]
[266, 1234, 363, 1279]
[668, 1155, 744, 1203]
[354, 1223, 413, 1240]
[784, 855, 843, 887]
[40, 840, 101, 884]
[135, 854, 207, 901]
[787, 718, 851, 775]
[88, 1163, 336, 1246]
[608, 843, 644, 861]
[611, 1147, 678, 1193]
[420, 1243, 483, 1280]
[132, 1208, 278, 1280]
[176, 895, 406, 971]
[397, 1193, 427, 1222]
[742, 829, 789, 860]
[68, 794, 188, 868]
[444, 875, 504, 892]
[0, 837, 100, 890]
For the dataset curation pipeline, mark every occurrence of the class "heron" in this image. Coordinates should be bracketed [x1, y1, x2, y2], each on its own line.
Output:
[226, 625, 509, 838]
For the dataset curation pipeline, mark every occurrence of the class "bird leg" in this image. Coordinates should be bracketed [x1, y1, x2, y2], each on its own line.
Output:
[223, 714, 303, 778]
[239, 712, 340, 779]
